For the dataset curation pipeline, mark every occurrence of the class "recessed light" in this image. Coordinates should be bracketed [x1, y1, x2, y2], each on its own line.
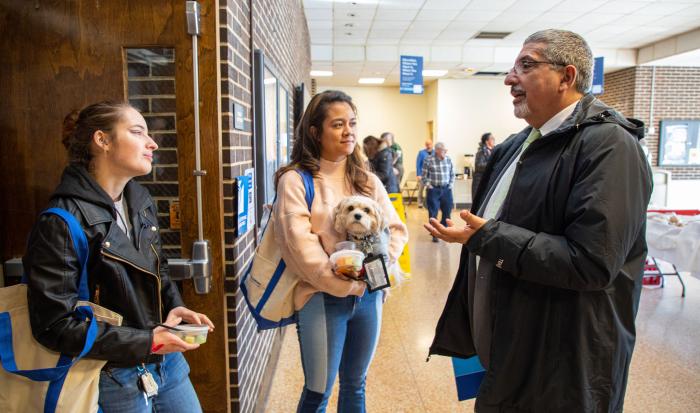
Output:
[422, 69, 448, 77]
[358, 77, 385, 84]
[347, 12, 356, 18]
[345, 32, 352, 36]
[344, 23, 354, 28]
[310, 70, 333, 77]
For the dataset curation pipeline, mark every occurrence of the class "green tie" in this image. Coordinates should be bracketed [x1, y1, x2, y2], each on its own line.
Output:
[482, 128, 540, 220]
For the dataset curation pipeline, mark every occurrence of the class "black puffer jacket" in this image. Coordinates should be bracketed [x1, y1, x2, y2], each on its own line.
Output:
[429, 95, 653, 412]
[370, 145, 399, 193]
[24, 165, 184, 367]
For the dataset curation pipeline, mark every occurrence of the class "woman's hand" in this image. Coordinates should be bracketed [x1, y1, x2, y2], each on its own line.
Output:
[151, 328, 199, 355]
[165, 306, 215, 331]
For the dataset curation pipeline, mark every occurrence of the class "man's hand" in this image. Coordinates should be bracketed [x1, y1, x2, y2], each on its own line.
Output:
[416, 175, 422, 182]
[423, 210, 487, 244]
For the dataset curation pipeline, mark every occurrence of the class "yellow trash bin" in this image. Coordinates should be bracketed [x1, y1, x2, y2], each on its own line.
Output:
[388, 193, 411, 277]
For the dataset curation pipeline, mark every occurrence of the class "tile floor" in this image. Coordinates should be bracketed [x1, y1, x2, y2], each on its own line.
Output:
[265, 205, 700, 412]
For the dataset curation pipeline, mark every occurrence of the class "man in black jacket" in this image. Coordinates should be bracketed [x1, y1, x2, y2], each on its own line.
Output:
[425, 29, 652, 412]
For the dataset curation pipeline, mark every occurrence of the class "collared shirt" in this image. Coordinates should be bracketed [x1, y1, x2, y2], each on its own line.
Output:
[416, 149, 434, 176]
[471, 98, 581, 369]
[422, 154, 454, 188]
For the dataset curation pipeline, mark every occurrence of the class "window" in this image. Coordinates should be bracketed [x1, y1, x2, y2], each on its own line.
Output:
[253, 50, 293, 228]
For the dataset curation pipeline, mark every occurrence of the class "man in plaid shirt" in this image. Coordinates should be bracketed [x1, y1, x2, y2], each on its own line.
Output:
[422, 142, 454, 242]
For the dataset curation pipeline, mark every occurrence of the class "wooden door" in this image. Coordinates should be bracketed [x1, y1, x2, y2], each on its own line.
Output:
[0, 1, 228, 411]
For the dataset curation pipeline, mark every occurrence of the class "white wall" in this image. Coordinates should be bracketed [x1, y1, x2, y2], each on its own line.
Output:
[667, 180, 700, 209]
[436, 78, 527, 172]
[322, 85, 428, 182]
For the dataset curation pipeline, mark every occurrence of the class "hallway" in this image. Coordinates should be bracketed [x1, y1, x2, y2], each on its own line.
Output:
[266, 204, 700, 412]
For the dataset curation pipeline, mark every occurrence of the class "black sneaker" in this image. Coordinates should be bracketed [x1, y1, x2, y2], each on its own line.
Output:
[432, 236, 439, 243]
[418, 204, 423, 208]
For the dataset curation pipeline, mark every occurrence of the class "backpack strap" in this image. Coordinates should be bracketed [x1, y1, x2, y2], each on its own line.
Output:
[296, 169, 315, 210]
[0, 207, 98, 401]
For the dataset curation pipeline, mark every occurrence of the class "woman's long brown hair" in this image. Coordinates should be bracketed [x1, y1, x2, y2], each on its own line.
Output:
[275, 90, 370, 195]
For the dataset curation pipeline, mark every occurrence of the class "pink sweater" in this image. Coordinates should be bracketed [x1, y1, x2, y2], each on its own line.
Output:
[274, 157, 409, 310]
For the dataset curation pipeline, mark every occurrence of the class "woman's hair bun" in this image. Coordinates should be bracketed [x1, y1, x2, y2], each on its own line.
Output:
[62, 109, 80, 150]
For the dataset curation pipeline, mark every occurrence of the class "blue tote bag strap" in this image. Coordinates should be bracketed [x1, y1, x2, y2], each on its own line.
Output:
[0, 207, 98, 383]
[297, 169, 315, 209]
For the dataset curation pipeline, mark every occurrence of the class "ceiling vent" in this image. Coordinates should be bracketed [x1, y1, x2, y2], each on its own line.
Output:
[473, 71, 508, 76]
[473, 31, 511, 40]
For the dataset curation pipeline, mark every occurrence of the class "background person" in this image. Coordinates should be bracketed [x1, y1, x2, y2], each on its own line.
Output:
[274, 90, 408, 412]
[425, 29, 652, 412]
[472, 132, 495, 197]
[415, 139, 434, 208]
[363, 134, 399, 194]
[24, 101, 214, 412]
[421, 142, 454, 242]
[381, 131, 404, 185]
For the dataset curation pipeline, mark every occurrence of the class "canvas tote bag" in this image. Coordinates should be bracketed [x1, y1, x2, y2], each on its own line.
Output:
[241, 169, 314, 330]
[0, 207, 122, 413]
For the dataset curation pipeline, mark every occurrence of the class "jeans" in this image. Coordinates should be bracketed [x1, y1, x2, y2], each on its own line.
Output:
[426, 186, 453, 226]
[98, 352, 202, 413]
[296, 289, 383, 413]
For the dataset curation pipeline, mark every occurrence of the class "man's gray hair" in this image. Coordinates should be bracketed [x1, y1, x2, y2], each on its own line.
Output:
[435, 142, 446, 150]
[524, 29, 593, 94]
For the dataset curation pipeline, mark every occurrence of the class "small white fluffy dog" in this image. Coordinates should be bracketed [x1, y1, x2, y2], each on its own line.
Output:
[332, 195, 404, 285]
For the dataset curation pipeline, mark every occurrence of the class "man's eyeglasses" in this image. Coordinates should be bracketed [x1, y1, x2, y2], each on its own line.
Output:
[509, 59, 565, 75]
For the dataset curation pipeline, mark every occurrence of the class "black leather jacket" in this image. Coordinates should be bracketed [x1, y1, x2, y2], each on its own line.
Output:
[24, 165, 184, 367]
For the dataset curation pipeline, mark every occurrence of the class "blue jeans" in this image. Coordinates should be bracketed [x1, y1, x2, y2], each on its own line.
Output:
[296, 289, 382, 413]
[426, 186, 453, 226]
[98, 352, 202, 413]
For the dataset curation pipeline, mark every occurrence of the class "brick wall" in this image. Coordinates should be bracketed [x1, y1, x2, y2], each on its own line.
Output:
[219, 1, 310, 412]
[127, 47, 182, 258]
[600, 66, 700, 180]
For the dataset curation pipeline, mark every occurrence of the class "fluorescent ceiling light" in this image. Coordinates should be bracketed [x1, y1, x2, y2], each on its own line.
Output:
[310, 70, 333, 77]
[422, 69, 448, 77]
[358, 77, 385, 84]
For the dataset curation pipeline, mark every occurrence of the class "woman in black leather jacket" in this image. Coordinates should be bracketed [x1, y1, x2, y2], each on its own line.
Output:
[23, 101, 214, 412]
[363, 135, 399, 193]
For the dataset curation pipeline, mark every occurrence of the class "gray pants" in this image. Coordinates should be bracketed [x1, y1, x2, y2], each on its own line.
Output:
[417, 179, 427, 206]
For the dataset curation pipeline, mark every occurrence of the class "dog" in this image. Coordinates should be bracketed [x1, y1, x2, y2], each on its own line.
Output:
[332, 195, 404, 285]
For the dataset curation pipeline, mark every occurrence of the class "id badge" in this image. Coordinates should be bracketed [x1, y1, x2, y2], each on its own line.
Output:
[363, 254, 390, 292]
[137, 365, 159, 398]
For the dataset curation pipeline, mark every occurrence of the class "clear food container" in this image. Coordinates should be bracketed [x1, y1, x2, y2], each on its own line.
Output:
[330, 249, 365, 278]
[172, 324, 209, 344]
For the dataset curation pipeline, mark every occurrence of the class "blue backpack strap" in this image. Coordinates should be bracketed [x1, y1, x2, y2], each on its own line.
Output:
[296, 169, 315, 210]
[0, 207, 98, 413]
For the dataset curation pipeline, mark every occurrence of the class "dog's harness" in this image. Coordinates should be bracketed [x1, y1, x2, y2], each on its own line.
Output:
[348, 233, 381, 256]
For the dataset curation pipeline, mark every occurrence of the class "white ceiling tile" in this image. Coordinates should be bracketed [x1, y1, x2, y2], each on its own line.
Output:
[464, 38, 510, 47]
[335, 19, 373, 30]
[402, 29, 442, 40]
[334, 46, 365, 61]
[366, 45, 399, 61]
[493, 46, 521, 64]
[415, 9, 460, 21]
[399, 45, 431, 57]
[378, 0, 424, 8]
[529, 11, 579, 25]
[369, 29, 405, 39]
[635, 2, 695, 15]
[577, 13, 627, 26]
[334, 36, 369, 45]
[506, 0, 561, 12]
[308, 20, 333, 30]
[303, 0, 333, 9]
[334, 8, 376, 19]
[309, 29, 333, 43]
[366, 38, 402, 45]
[422, 0, 470, 10]
[462, 46, 495, 64]
[430, 45, 462, 62]
[372, 20, 411, 30]
[464, 0, 517, 12]
[681, 4, 700, 17]
[436, 30, 478, 41]
[432, 40, 470, 46]
[374, 9, 419, 20]
[311, 45, 333, 60]
[305, 8, 333, 20]
[410, 20, 452, 31]
[454, 9, 503, 22]
[551, 0, 607, 13]
[334, 0, 379, 9]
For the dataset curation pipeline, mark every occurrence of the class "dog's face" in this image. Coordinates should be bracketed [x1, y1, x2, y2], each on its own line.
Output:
[333, 196, 385, 237]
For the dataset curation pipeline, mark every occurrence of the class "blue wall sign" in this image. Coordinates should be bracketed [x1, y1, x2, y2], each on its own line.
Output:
[237, 175, 250, 235]
[400, 55, 423, 94]
[591, 56, 604, 95]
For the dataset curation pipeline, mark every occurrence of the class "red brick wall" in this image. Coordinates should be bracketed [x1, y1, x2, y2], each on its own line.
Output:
[600, 66, 700, 179]
[219, 1, 310, 411]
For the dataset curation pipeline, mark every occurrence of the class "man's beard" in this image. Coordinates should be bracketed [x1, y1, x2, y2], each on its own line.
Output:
[513, 98, 531, 119]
